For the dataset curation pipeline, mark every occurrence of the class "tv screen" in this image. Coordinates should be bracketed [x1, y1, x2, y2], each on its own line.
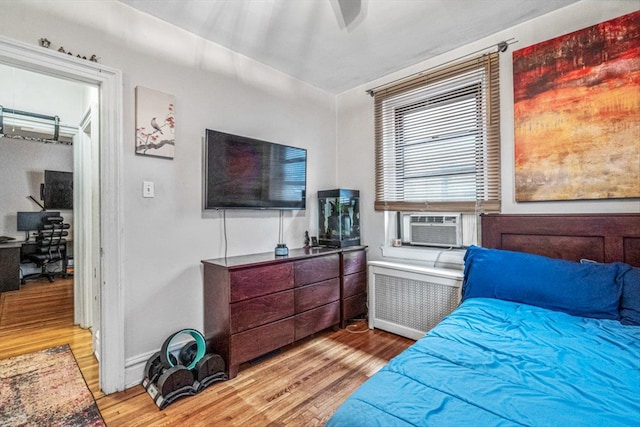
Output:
[204, 130, 307, 210]
[43, 170, 73, 210]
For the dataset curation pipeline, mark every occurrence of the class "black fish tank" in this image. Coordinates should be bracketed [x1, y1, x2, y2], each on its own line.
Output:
[318, 189, 360, 247]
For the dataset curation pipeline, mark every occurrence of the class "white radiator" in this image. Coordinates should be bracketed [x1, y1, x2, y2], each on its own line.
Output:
[368, 261, 463, 340]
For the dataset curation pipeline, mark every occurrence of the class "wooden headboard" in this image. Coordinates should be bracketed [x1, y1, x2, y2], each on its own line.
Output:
[481, 214, 640, 267]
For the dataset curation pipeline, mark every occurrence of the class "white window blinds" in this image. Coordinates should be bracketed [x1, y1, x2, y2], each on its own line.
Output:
[373, 52, 501, 213]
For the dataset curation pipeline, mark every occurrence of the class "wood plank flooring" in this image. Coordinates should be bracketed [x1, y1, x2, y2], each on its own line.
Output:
[0, 278, 414, 426]
[0, 280, 73, 329]
[0, 278, 102, 398]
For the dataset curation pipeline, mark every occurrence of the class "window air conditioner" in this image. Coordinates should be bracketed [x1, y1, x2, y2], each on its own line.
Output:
[409, 214, 462, 247]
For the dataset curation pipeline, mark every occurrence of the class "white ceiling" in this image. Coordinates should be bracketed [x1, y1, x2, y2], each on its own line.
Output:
[119, 0, 581, 94]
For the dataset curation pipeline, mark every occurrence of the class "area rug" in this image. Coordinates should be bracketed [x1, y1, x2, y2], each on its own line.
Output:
[0, 345, 105, 427]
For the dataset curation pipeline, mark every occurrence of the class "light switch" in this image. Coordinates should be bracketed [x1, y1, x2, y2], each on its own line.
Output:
[143, 181, 154, 198]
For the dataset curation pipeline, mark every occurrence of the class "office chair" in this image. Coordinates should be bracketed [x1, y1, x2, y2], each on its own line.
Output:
[22, 216, 70, 283]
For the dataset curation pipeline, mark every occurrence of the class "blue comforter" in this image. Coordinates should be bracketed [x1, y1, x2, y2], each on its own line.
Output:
[328, 298, 640, 426]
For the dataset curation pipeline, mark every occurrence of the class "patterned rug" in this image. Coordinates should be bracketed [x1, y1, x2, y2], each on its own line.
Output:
[0, 345, 105, 426]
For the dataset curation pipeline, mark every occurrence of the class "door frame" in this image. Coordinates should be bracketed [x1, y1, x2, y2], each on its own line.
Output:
[74, 109, 92, 329]
[0, 35, 125, 393]
[75, 103, 99, 333]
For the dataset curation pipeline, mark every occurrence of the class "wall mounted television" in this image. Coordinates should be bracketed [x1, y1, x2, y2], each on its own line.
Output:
[204, 129, 307, 210]
[42, 170, 73, 210]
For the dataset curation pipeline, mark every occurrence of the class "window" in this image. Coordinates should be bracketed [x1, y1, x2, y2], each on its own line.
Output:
[373, 53, 500, 213]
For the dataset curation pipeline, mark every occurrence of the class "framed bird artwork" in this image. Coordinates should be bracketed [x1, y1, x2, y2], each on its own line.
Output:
[135, 86, 175, 159]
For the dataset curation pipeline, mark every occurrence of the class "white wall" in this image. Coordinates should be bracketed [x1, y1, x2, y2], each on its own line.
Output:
[0, 64, 86, 124]
[336, 0, 640, 263]
[0, 0, 337, 386]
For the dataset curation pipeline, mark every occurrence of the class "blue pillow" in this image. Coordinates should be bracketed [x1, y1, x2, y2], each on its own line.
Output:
[619, 266, 640, 325]
[462, 246, 629, 320]
[581, 259, 640, 326]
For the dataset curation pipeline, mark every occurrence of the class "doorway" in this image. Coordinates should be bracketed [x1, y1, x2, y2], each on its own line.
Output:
[0, 35, 125, 394]
[0, 64, 98, 331]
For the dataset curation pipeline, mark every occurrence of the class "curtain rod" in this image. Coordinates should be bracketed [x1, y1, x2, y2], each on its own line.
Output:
[0, 105, 60, 122]
[366, 38, 517, 96]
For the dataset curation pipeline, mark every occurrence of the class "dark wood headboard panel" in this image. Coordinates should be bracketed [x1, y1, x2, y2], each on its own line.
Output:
[481, 214, 640, 267]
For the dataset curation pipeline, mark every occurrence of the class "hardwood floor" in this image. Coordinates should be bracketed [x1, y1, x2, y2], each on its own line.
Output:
[0, 278, 414, 426]
[0, 280, 73, 329]
[0, 278, 102, 398]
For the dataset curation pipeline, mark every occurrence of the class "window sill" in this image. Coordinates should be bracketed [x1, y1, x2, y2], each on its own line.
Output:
[380, 245, 466, 270]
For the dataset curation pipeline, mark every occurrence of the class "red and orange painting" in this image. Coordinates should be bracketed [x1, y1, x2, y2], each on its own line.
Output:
[513, 11, 640, 202]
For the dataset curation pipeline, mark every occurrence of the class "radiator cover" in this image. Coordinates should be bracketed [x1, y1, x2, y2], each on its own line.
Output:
[368, 261, 463, 340]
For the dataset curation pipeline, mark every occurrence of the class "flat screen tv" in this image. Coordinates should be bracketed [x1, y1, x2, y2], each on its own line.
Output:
[204, 129, 307, 210]
[42, 170, 73, 210]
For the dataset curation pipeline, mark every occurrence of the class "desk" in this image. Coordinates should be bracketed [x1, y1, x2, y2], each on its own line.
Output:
[0, 241, 70, 292]
[0, 243, 21, 292]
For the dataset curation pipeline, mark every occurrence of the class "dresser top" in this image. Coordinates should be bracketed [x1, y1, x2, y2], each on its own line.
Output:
[202, 246, 366, 269]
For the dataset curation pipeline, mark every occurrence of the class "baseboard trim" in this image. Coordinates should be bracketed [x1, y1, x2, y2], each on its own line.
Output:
[124, 337, 192, 389]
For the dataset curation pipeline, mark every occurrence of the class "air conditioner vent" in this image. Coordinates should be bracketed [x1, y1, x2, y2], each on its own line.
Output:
[411, 215, 459, 225]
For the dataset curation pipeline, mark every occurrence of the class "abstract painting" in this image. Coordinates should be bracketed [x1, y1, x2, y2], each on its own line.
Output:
[513, 11, 639, 202]
[135, 86, 175, 159]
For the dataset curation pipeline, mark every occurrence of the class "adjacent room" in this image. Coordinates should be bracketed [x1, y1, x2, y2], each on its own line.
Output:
[0, 0, 638, 426]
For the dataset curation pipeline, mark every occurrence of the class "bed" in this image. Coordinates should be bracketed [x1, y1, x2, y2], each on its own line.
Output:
[328, 214, 640, 427]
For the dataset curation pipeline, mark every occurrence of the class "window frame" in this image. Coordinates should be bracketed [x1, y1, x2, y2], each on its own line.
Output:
[373, 53, 500, 213]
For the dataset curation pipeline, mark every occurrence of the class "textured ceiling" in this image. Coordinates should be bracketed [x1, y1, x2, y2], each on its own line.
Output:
[119, 0, 581, 93]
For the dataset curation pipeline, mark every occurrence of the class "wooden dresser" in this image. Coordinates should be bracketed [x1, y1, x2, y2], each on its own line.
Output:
[202, 246, 366, 379]
[340, 247, 367, 327]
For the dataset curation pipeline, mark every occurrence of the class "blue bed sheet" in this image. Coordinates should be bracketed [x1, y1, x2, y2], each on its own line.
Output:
[328, 298, 640, 427]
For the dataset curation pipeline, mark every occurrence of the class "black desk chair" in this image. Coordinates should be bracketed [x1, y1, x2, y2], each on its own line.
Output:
[22, 216, 69, 283]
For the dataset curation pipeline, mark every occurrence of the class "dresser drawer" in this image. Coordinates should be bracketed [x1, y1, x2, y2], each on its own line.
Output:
[230, 318, 295, 365]
[294, 278, 340, 313]
[294, 301, 340, 341]
[231, 290, 294, 334]
[342, 293, 367, 322]
[230, 263, 293, 302]
[343, 271, 366, 299]
[294, 254, 339, 286]
[342, 250, 366, 275]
